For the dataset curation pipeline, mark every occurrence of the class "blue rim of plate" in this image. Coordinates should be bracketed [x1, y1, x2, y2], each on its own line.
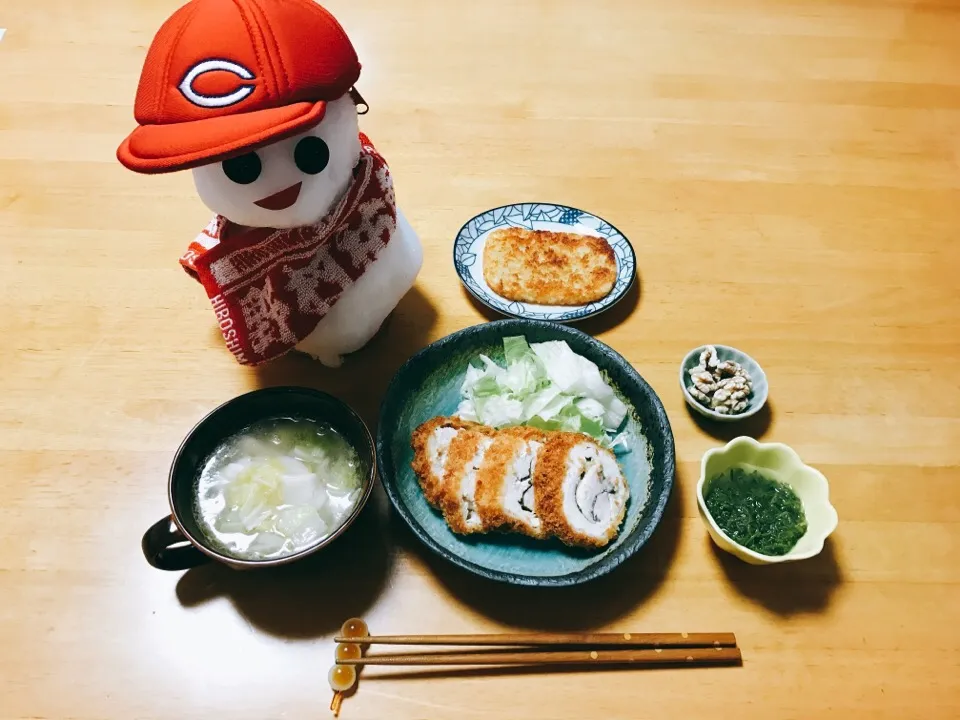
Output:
[453, 203, 637, 323]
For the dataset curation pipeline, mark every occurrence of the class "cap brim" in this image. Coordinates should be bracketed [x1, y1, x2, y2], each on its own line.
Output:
[117, 101, 327, 174]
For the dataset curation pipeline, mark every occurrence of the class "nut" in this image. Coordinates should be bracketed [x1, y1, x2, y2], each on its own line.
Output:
[686, 347, 754, 415]
[716, 360, 739, 377]
[690, 370, 717, 394]
[699, 346, 720, 370]
[688, 385, 712, 405]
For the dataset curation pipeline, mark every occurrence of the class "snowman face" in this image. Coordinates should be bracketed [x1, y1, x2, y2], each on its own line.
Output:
[192, 95, 361, 229]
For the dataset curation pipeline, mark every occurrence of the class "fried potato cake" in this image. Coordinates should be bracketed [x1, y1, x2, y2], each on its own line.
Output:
[482, 227, 617, 305]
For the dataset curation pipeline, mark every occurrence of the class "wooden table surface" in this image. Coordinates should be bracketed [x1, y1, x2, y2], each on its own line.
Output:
[2, 0, 959, 717]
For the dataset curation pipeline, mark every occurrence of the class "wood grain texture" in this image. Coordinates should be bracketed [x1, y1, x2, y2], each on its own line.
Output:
[1, 0, 958, 718]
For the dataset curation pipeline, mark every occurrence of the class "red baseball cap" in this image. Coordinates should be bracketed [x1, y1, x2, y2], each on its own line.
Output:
[117, 0, 361, 174]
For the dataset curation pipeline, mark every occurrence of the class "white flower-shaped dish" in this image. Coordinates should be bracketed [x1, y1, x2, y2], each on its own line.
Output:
[680, 344, 768, 422]
[697, 437, 838, 565]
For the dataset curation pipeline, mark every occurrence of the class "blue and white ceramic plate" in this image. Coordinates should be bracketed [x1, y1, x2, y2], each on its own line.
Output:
[453, 203, 637, 322]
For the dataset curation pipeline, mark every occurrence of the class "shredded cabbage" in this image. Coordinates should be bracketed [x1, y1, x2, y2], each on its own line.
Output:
[199, 418, 363, 560]
[456, 336, 630, 448]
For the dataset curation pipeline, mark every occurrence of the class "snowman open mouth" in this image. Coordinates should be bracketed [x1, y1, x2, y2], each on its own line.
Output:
[254, 182, 302, 211]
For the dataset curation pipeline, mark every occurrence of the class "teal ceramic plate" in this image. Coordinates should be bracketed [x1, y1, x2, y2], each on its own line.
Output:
[377, 319, 675, 586]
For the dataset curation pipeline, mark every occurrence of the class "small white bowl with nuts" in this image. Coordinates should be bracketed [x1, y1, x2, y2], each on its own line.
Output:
[680, 344, 768, 422]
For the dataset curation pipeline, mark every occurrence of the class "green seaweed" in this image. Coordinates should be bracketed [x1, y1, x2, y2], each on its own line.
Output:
[704, 467, 807, 556]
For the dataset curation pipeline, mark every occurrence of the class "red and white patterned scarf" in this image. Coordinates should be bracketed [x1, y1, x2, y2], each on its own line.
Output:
[180, 134, 397, 366]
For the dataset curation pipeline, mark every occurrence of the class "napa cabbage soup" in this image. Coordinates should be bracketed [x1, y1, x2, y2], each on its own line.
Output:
[194, 417, 364, 560]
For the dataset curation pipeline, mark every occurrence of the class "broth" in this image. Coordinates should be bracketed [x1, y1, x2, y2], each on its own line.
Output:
[194, 417, 363, 560]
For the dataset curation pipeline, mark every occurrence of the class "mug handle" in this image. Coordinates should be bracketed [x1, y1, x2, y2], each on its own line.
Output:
[142, 516, 209, 571]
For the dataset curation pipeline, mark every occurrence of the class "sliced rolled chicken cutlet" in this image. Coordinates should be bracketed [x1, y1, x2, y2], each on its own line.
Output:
[411, 416, 482, 508]
[439, 429, 495, 535]
[474, 427, 546, 538]
[535, 432, 629, 548]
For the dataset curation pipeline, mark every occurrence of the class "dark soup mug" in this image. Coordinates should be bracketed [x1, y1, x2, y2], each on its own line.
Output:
[142, 386, 376, 571]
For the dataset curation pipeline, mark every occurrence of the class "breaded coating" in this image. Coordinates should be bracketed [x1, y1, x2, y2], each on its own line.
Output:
[535, 432, 627, 549]
[476, 430, 545, 538]
[410, 416, 481, 507]
[438, 430, 491, 535]
[482, 227, 617, 306]
[411, 419, 626, 549]
[500, 425, 548, 443]
[474, 434, 520, 533]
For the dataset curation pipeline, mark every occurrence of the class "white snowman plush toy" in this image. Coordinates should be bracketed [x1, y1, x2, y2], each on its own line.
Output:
[117, 0, 422, 367]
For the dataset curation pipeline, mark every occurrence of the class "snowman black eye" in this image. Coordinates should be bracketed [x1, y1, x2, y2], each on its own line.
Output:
[294, 137, 330, 175]
[221, 152, 262, 184]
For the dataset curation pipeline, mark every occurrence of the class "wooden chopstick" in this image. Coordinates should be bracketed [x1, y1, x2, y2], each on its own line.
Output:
[338, 647, 742, 667]
[334, 632, 737, 648]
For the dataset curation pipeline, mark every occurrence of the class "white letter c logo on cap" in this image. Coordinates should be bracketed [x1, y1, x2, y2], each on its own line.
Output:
[179, 59, 255, 108]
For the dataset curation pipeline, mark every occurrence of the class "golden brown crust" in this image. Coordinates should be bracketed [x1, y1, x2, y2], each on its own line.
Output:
[438, 430, 488, 535]
[474, 433, 544, 538]
[473, 434, 519, 533]
[500, 425, 549, 443]
[412, 420, 625, 548]
[534, 432, 621, 549]
[410, 416, 480, 508]
[534, 432, 588, 547]
[487, 427, 546, 538]
[482, 227, 617, 306]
